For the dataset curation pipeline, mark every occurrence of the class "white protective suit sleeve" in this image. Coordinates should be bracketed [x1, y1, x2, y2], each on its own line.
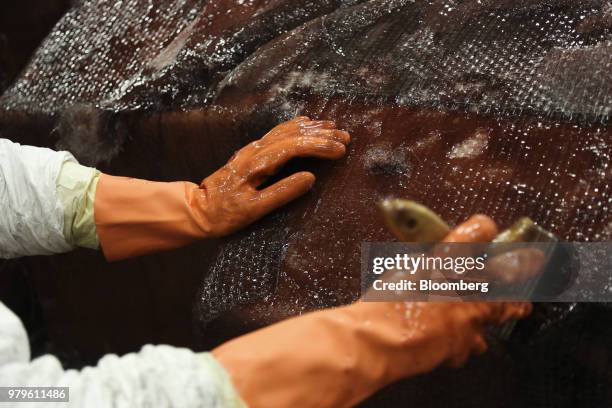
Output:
[0, 139, 245, 406]
[0, 139, 77, 258]
[0, 302, 246, 408]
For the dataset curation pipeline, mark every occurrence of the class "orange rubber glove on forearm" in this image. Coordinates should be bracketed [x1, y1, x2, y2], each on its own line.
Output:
[94, 117, 350, 260]
[213, 215, 532, 408]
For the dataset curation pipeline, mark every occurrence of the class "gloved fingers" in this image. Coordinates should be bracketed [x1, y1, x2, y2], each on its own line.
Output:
[304, 128, 351, 144]
[280, 116, 310, 127]
[438, 216, 533, 326]
[262, 116, 311, 140]
[263, 118, 347, 143]
[442, 214, 498, 243]
[246, 136, 347, 180]
[250, 172, 316, 218]
[434, 214, 498, 260]
[301, 120, 337, 130]
[298, 128, 350, 146]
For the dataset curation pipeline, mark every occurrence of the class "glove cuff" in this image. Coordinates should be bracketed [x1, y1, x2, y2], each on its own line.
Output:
[94, 174, 209, 261]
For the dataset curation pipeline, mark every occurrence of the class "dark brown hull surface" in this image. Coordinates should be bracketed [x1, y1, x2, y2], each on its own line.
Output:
[1, 0, 611, 406]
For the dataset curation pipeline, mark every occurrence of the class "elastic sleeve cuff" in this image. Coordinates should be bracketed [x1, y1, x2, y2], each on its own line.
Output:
[56, 161, 101, 249]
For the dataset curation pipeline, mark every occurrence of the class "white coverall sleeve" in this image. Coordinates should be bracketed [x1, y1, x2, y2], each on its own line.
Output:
[0, 302, 246, 408]
[0, 139, 77, 258]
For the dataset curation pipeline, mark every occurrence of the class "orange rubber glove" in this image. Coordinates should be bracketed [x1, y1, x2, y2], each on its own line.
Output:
[94, 117, 350, 261]
[213, 215, 532, 408]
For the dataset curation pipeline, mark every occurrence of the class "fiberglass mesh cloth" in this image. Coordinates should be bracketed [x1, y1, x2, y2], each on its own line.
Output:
[0, 0, 204, 113]
[216, 0, 612, 122]
[2, 0, 611, 120]
[0, 0, 364, 113]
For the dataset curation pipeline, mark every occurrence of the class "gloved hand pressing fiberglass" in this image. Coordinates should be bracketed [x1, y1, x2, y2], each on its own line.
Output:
[95, 116, 349, 260]
[0, 117, 349, 260]
[213, 215, 532, 408]
[50, 116, 347, 261]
